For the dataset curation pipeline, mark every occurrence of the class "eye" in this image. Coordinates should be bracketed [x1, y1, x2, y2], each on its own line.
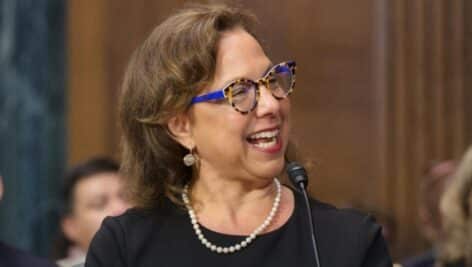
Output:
[267, 69, 292, 98]
[87, 196, 108, 211]
[229, 80, 257, 112]
[275, 73, 291, 88]
[267, 75, 277, 85]
[231, 82, 253, 99]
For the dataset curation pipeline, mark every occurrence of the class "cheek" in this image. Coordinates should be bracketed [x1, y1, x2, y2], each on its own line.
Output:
[280, 100, 291, 132]
[193, 113, 250, 162]
[282, 98, 291, 116]
[76, 208, 109, 232]
[200, 122, 245, 149]
[217, 115, 249, 148]
[194, 108, 248, 141]
[82, 211, 109, 242]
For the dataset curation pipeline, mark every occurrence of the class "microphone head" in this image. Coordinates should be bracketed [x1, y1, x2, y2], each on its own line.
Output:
[286, 162, 308, 188]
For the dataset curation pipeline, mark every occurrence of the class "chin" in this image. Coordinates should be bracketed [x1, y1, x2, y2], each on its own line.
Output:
[253, 158, 286, 179]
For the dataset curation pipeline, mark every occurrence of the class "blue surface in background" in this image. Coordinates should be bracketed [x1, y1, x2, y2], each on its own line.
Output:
[0, 0, 65, 257]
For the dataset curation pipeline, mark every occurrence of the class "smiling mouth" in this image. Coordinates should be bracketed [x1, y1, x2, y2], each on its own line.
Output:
[246, 129, 280, 149]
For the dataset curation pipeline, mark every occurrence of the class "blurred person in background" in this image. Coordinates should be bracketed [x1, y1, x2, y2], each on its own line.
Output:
[438, 146, 472, 267]
[52, 158, 131, 267]
[0, 176, 57, 267]
[402, 160, 457, 267]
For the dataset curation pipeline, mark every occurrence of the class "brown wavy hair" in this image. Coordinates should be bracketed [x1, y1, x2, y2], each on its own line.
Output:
[439, 145, 472, 266]
[119, 4, 259, 209]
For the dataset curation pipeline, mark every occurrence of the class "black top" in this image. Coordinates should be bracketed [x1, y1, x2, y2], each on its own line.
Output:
[443, 260, 466, 267]
[0, 242, 57, 267]
[401, 249, 467, 267]
[85, 187, 392, 267]
[402, 250, 435, 267]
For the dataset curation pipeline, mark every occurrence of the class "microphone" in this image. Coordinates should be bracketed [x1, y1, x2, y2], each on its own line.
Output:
[286, 162, 321, 267]
[286, 162, 309, 189]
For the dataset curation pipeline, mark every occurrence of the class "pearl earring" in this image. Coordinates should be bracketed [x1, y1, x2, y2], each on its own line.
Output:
[183, 147, 196, 166]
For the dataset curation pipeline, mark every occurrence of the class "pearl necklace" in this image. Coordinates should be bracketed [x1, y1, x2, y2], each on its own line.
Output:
[182, 178, 281, 254]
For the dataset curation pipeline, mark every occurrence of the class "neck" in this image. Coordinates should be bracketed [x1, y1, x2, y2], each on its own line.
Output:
[188, 176, 278, 234]
[192, 175, 275, 208]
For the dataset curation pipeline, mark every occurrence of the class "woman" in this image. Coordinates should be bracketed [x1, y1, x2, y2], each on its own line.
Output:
[85, 4, 391, 267]
[53, 157, 130, 267]
[438, 146, 472, 267]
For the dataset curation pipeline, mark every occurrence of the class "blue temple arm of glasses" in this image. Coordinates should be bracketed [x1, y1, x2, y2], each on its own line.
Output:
[274, 65, 290, 73]
[191, 90, 225, 104]
[272, 62, 294, 74]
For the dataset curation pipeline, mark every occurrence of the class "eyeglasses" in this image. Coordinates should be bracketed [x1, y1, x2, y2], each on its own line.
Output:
[190, 61, 296, 114]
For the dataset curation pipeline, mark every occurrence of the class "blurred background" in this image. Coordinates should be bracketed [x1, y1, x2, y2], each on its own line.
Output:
[0, 0, 471, 262]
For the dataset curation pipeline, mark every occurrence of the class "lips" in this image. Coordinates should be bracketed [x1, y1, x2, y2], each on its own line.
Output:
[246, 128, 281, 150]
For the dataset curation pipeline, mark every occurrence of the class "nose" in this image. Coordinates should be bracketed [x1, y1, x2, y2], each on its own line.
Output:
[255, 84, 281, 117]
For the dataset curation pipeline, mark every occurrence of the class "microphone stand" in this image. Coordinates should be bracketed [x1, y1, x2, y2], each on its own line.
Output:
[286, 162, 321, 267]
[298, 182, 321, 267]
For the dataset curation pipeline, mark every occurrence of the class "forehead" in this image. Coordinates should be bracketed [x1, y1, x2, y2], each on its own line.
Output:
[73, 172, 122, 200]
[217, 28, 266, 62]
[213, 28, 270, 84]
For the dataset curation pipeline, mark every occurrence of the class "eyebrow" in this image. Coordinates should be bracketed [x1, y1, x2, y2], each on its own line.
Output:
[220, 62, 275, 88]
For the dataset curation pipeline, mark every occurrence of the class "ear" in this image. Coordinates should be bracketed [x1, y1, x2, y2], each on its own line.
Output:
[61, 215, 79, 243]
[167, 113, 194, 149]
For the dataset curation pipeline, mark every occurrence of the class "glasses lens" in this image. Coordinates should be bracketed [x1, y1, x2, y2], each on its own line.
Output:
[267, 64, 293, 98]
[229, 80, 257, 112]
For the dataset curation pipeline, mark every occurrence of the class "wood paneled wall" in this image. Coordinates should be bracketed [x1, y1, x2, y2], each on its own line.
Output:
[386, 0, 471, 256]
[68, 0, 113, 162]
[68, 0, 472, 259]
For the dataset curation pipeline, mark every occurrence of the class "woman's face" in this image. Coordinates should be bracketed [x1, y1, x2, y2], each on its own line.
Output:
[187, 28, 291, 183]
[62, 172, 131, 252]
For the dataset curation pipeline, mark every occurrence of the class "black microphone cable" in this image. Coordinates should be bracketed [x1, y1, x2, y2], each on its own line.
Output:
[286, 162, 321, 267]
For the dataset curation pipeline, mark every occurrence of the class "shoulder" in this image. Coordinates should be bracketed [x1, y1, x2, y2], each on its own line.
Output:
[312, 198, 381, 253]
[89, 207, 164, 250]
[309, 196, 381, 239]
[0, 242, 56, 267]
[292, 190, 392, 266]
[86, 205, 182, 266]
[100, 206, 161, 231]
[97, 202, 181, 235]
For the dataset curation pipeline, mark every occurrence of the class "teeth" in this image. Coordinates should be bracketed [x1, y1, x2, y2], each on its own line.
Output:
[248, 129, 279, 140]
[253, 137, 277, 148]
